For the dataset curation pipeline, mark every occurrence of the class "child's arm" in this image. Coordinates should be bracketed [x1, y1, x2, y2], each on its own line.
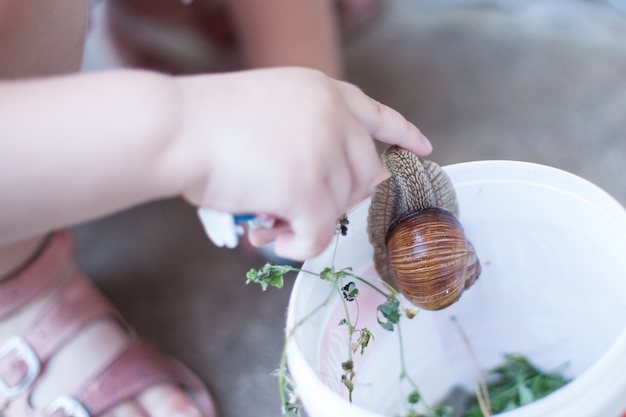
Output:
[0, 67, 430, 259]
[0, 70, 182, 243]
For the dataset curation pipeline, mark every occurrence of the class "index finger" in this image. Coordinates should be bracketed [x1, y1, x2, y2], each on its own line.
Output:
[335, 81, 433, 156]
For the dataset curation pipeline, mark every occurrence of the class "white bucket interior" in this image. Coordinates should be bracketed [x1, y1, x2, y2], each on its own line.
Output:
[286, 160, 626, 417]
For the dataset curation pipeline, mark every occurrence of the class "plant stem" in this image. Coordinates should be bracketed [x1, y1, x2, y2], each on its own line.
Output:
[349, 273, 393, 298]
[379, 279, 400, 296]
[278, 337, 291, 415]
[397, 323, 419, 393]
[287, 282, 336, 339]
[335, 278, 357, 401]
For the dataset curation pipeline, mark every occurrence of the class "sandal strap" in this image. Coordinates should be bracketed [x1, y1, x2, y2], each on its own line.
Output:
[0, 232, 73, 319]
[0, 273, 126, 407]
[25, 276, 127, 362]
[0, 231, 216, 417]
[75, 338, 215, 417]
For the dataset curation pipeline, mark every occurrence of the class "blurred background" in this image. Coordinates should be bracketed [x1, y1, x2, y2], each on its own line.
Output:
[75, 1, 626, 416]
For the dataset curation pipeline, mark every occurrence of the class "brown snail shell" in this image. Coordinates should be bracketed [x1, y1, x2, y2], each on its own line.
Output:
[367, 145, 481, 310]
[385, 207, 480, 310]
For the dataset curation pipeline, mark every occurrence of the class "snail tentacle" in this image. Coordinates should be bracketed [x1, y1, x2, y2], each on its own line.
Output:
[422, 159, 459, 217]
[382, 145, 436, 214]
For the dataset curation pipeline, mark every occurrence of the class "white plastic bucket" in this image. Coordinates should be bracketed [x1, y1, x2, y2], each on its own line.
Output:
[286, 161, 626, 417]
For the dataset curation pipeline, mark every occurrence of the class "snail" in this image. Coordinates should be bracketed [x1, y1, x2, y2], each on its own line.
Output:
[367, 145, 481, 310]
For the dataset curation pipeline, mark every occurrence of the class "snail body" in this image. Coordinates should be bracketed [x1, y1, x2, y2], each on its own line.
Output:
[367, 146, 481, 310]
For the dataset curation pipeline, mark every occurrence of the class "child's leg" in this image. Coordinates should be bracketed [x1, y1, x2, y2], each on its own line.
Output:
[0, 232, 215, 417]
[227, 0, 343, 78]
[337, 0, 386, 34]
[104, 0, 383, 75]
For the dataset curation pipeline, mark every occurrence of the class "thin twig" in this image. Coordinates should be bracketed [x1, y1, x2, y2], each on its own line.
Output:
[287, 283, 336, 339]
[451, 316, 492, 417]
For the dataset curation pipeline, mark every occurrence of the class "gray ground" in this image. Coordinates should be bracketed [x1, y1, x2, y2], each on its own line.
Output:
[75, 2, 626, 416]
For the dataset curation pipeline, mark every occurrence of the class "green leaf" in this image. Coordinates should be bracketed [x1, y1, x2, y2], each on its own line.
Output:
[356, 328, 374, 355]
[502, 400, 518, 411]
[245, 263, 297, 290]
[430, 404, 454, 417]
[517, 377, 534, 405]
[377, 297, 401, 331]
[319, 267, 334, 281]
[341, 374, 354, 392]
[462, 355, 570, 416]
[407, 390, 421, 404]
[342, 281, 359, 301]
[404, 409, 419, 417]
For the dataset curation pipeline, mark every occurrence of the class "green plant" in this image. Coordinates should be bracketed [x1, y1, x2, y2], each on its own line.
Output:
[245, 218, 569, 417]
[246, 223, 450, 417]
[462, 355, 569, 417]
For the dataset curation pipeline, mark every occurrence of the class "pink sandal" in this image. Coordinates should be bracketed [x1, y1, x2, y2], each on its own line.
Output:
[0, 231, 216, 417]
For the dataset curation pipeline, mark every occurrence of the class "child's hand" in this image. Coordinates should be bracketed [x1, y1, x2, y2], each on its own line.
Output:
[176, 67, 431, 260]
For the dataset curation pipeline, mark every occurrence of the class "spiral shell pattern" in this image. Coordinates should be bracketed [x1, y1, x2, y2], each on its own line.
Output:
[367, 145, 481, 310]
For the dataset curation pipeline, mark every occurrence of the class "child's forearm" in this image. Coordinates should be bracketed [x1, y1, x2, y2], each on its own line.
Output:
[0, 66, 431, 259]
[0, 70, 186, 243]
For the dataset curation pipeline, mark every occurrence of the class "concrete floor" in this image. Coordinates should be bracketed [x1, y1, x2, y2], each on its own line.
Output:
[75, 1, 626, 416]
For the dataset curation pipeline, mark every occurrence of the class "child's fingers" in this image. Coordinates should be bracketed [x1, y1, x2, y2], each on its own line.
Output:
[248, 221, 290, 247]
[273, 226, 336, 261]
[375, 164, 391, 184]
[272, 199, 341, 261]
[335, 81, 432, 156]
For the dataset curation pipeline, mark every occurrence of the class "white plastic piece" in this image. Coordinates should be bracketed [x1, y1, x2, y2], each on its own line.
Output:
[197, 208, 243, 249]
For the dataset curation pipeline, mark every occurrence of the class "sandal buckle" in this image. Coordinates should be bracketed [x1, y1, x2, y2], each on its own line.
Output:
[0, 336, 41, 398]
[47, 396, 90, 417]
